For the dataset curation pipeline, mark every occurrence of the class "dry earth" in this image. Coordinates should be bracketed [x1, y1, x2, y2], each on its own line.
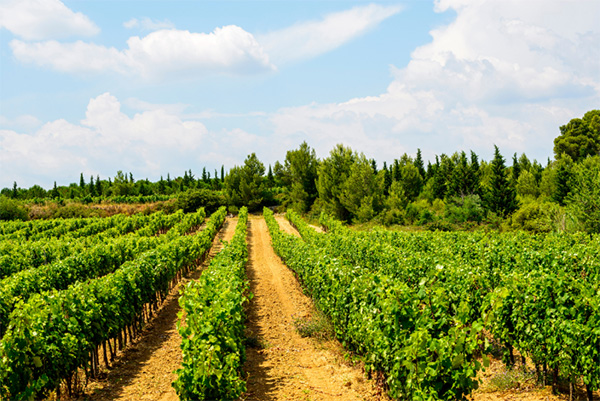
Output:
[241, 215, 387, 401]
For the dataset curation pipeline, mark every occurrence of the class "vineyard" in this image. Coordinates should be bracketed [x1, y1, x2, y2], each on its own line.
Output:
[0, 207, 598, 400]
[265, 208, 600, 400]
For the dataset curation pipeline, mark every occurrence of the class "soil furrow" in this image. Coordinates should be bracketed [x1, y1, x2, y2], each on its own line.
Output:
[242, 215, 386, 401]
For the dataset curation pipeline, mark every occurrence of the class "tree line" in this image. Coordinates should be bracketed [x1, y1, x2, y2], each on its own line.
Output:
[2, 110, 599, 233]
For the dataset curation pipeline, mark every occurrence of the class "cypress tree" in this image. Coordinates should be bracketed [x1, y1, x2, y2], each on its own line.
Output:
[51, 181, 59, 199]
[415, 149, 426, 179]
[89, 176, 96, 197]
[221, 165, 225, 182]
[12, 182, 18, 199]
[79, 173, 85, 190]
[511, 153, 521, 185]
[96, 175, 102, 196]
[382, 161, 392, 195]
[485, 145, 518, 217]
[370, 159, 378, 174]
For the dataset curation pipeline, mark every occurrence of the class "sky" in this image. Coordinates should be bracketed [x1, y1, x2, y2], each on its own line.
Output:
[0, 0, 599, 189]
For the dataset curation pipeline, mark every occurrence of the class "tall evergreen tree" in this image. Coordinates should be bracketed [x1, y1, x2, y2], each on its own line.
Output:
[89, 176, 96, 197]
[552, 156, 573, 206]
[485, 145, 518, 217]
[51, 182, 59, 199]
[12, 182, 18, 199]
[415, 149, 426, 179]
[469, 151, 481, 196]
[382, 161, 392, 195]
[79, 173, 85, 191]
[221, 165, 225, 182]
[511, 153, 521, 185]
[96, 175, 102, 196]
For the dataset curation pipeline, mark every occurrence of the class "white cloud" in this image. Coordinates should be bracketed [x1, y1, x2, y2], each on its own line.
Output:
[10, 25, 275, 79]
[258, 3, 402, 64]
[267, 0, 600, 163]
[0, 93, 266, 188]
[123, 17, 175, 31]
[0, 0, 99, 40]
[8, 4, 401, 79]
[0, 114, 42, 132]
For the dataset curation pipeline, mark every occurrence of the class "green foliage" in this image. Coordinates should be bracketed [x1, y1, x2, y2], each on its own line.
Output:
[316, 144, 356, 221]
[567, 155, 600, 233]
[225, 153, 266, 211]
[554, 110, 600, 162]
[173, 207, 249, 400]
[0, 196, 28, 221]
[176, 188, 224, 214]
[339, 154, 385, 223]
[444, 195, 484, 224]
[515, 170, 540, 198]
[279, 142, 319, 213]
[511, 200, 557, 233]
[484, 146, 518, 217]
[276, 210, 486, 400]
[0, 208, 226, 400]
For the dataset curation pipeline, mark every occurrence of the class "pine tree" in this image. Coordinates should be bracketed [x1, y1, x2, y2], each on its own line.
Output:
[485, 145, 518, 217]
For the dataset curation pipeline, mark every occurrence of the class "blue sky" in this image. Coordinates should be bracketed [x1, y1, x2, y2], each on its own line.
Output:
[1, 0, 598, 189]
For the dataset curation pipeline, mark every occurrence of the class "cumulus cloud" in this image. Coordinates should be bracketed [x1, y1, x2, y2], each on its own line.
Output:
[0, 0, 99, 40]
[10, 25, 275, 79]
[268, 0, 600, 163]
[123, 17, 175, 31]
[258, 3, 402, 64]
[0, 93, 269, 188]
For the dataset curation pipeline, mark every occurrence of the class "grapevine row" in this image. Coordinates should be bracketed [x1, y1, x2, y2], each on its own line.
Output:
[173, 207, 250, 400]
[265, 208, 484, 400]
[0, 207, 226, 400]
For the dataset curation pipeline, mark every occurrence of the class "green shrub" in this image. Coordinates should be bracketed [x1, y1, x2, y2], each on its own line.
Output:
[176, 189, 224, 214]
[0, 196, 29, 221]
[511, 200, 557, 233]
[445, 195, 484, 224]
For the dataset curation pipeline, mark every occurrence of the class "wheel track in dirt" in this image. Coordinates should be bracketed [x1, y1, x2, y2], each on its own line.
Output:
[241, 215, 386, 401]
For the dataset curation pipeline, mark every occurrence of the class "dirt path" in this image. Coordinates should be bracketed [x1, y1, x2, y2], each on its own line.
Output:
[242, 215, 386, 401]
[80, 218, 237, 401]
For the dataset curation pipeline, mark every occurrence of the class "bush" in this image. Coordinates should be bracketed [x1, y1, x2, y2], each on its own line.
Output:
[382, 208, 406, 226]
[0, 196, 28, 221]
[406, 199, 435, 225]
[445, 195, 484, 224]
[176, 189, 224, 214]
[511, 200, 557, 233]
